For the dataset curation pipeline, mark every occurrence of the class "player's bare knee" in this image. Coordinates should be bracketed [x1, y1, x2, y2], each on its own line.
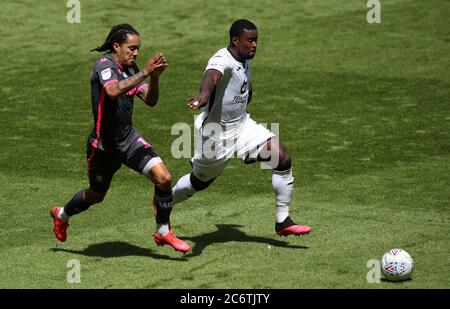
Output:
[156, 171, 172, 189]
[275, 153, 291, 171]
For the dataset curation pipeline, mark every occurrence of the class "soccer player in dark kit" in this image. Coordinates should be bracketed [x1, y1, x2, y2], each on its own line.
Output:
[50, 24, 190, 253]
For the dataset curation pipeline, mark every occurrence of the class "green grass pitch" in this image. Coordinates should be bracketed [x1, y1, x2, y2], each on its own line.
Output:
[0, 0, 449, 288]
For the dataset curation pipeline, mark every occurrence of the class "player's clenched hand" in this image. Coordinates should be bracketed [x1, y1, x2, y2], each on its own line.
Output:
[187, 95, 208, 109]
[143, 53, 167, 77]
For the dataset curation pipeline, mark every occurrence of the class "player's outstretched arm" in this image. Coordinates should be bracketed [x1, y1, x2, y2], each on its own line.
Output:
[187, 69, 222, 109]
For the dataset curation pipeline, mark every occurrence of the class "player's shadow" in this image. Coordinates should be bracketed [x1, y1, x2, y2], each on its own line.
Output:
[182, 224, 309, 257]
[50, 241, 187, 261]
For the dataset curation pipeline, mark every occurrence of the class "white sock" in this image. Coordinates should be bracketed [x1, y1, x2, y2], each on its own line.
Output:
[272, 168, 294, 223]
[173, 174, 197, 204]
[58, 207, 69, 222]
[157, 224, 169, 236]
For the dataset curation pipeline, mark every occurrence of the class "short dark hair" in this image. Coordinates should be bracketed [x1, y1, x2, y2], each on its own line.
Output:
[229, 19, 257, 45]
[91, 23, 139, 53]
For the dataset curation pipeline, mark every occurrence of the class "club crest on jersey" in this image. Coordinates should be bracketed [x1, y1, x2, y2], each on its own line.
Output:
[101, 68, 112, 80]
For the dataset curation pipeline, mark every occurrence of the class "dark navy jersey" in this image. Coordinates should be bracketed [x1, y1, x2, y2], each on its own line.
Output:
[89, 54, 148, 151]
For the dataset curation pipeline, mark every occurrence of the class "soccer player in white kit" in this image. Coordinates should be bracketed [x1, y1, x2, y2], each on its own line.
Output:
[171, 19, 312, 238]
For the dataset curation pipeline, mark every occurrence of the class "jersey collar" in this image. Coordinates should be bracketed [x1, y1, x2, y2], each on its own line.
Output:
[226, 47, 246, 67]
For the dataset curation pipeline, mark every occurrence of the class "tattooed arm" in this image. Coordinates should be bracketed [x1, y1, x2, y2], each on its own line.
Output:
[105, 53, 166, 101]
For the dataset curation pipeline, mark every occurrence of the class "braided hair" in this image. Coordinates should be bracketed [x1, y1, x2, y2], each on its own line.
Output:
[90, 23, 139, 53]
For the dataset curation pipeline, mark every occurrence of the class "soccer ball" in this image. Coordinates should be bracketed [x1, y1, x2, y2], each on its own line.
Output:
[381, 248, 414, 281]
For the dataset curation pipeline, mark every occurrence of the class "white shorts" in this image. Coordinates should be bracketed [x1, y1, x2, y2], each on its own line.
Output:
[192, 112, 275, 182]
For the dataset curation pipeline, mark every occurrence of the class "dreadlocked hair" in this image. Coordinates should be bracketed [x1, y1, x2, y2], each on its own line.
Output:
[90, 23, 139, 53]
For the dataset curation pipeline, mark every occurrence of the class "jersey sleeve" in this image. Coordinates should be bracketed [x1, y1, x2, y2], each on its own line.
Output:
[205, 53, 229, 75]
[130, 64, 149, 94]
[136, 81, 149, 93]
[94, 57, 119, 89]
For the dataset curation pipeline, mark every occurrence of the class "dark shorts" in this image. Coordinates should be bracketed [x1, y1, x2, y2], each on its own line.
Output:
[86, 135, 160, 193]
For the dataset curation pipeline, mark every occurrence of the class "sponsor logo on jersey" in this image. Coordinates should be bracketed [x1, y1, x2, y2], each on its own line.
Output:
[232, 95, 247, 104]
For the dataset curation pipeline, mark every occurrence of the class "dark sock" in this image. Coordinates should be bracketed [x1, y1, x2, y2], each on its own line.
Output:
[154, 187, 173, 224]
[64, 190, 93, 216]
[275, 216, 298, 232]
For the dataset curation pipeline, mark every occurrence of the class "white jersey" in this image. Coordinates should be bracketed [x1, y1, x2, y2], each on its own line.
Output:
[203, 47, 251, 125]
[191, 48, 275, 180]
